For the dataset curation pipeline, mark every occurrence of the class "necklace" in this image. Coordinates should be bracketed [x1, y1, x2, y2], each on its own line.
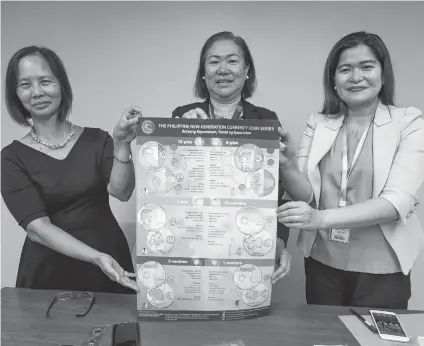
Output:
[31, 121, 75, 149]
[208, 99, 244, 120]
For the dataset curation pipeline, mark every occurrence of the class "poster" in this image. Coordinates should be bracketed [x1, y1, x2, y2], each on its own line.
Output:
[135, 117, 280, 321]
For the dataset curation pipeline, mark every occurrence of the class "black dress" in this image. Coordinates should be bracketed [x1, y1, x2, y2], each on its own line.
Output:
[1, 127, 134, 293]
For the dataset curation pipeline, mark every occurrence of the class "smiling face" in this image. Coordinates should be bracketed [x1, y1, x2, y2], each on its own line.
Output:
[334, 44, 383, 109]
[204, 39, 249, 103]
[16, 54, 62, 121]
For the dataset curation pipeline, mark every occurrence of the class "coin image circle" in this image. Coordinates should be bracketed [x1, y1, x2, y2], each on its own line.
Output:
[211, 138, 222, 146]
[233, 264, 262, 290]
[147, 166, 176, 193]
[243, 231, 273, 256]
[139, 141, 167, 167]
[234, 144, 264, 172]
[147, 283, 174, 308]
[235, 206, 265, 235]
[194, 137, 205, 146]
[138, 261, 166, 289]
[246, 169, 275, 197]
[242, 283, 269, 307]
[147, 227, 175, 254]
[137, 204, 167, 231]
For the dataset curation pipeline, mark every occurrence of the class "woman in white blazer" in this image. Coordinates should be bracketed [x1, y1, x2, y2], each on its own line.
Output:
[277, 31, 424, 308]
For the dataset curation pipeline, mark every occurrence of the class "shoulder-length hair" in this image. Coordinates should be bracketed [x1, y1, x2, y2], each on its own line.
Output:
[321, 31, 395, 116]
[194, 31, 257, 99]
[5, 46, 73, 127]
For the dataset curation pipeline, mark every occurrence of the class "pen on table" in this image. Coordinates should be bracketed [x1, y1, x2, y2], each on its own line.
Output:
[349, 308, 378, 334]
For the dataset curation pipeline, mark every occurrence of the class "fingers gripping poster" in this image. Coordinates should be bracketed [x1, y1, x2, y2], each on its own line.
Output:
[136, 118, 280, 321]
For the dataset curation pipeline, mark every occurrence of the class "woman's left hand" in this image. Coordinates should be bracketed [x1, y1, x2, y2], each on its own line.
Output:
[277, 201, 324, 230]
[113, 106, 143, 143]
[272, 241, 292, 284]
[96, 253, 138, 292]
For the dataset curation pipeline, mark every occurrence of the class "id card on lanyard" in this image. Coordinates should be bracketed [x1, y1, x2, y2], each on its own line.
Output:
[208, 100, 244, 120]
[329, 116, 373, 244]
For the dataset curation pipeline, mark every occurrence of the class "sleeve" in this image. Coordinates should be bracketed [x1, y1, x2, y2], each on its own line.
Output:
[274, 114, 290, 243]
[282, 113, 317, 204]
[297, 113, 317, 175]
[172, 107, 181, 119]
[98, 130, 114, 186]
[1, 148, 48, 230]
[277, 195, 290, 243]
[379, 107, 424, 225]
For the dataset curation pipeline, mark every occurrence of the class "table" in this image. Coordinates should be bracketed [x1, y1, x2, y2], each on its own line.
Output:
[0, 287, 415, 346]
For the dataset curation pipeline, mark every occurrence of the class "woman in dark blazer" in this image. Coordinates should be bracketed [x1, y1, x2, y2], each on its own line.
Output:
[172, 31, 310, 284]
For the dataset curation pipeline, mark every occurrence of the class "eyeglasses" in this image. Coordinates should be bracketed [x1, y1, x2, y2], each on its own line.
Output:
[46, 291, 95, 318]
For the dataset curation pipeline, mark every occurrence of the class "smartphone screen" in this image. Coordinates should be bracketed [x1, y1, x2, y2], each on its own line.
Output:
[371, 312, 407, 338]
[112, 322, 140, 346]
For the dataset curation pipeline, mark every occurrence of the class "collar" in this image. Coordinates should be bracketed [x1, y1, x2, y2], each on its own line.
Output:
[324, 100, 392, 130]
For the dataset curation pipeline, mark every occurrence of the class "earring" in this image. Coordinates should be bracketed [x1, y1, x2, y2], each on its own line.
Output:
[246, 75, 249, 79]
[202, 76, 205, 80]
[334, 86, 337, 90]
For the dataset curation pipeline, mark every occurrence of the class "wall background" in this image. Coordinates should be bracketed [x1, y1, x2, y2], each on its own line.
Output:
[2, 1, 424, 309]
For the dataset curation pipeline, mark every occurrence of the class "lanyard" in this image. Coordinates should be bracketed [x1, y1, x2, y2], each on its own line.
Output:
[339, 115, 374, 207]
[208, 99, 244, 120]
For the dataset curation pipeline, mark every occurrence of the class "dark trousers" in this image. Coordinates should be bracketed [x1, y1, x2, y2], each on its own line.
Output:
[304, 257, 411, 309]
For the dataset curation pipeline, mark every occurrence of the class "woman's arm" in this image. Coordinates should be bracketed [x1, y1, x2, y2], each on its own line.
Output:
[321, 198, 398, 229]
[278, 114, 316, 203]
[277, 198, 398, 231]
[108, 139, 135, 201]
[278, 107, 424, 230]
[107, 107, 142, 201]
[26, 217, 137, 290]
[27, 217, 103, 263]
[279, 158, 313, 203]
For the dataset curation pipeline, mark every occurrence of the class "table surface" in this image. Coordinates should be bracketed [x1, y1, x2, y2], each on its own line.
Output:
[1, 287, 420, 346]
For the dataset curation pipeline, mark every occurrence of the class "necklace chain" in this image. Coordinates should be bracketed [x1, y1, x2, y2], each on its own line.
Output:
[31, 121, 75, 149]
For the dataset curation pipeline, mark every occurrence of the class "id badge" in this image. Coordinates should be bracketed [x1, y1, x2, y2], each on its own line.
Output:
[329, 228, 350, 243]
[329, 199, 350, 243]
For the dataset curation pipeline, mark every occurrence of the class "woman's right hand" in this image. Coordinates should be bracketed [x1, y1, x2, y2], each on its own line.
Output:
[278, 127, 297, 165]
[95, 253, 138, 292]
[113, 106, 143, 143]
[179, 108, 208, 119]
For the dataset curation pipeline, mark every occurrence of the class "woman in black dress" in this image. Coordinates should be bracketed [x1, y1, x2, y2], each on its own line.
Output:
[2, 46, 139, 293]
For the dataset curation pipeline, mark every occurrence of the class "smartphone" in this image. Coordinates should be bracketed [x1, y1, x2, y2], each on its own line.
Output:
[112, 321, 140, 346]
[370, 310, 409, 343]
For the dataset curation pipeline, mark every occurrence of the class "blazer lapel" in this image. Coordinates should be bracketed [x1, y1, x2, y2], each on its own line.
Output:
[373, 103, 397, 197]
[242, 100, 261, 120]
[308, 115, 344, 205]
[201, 99, 209, 115]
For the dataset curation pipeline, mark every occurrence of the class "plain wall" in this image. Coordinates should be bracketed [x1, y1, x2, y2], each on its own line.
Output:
[1, 1, 424, 309]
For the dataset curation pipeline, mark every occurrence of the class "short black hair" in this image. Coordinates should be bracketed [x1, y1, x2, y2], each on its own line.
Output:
[5, 46, 73, 126]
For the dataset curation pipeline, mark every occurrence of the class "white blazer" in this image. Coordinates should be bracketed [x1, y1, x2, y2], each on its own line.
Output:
[294, 103, 424, 275]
